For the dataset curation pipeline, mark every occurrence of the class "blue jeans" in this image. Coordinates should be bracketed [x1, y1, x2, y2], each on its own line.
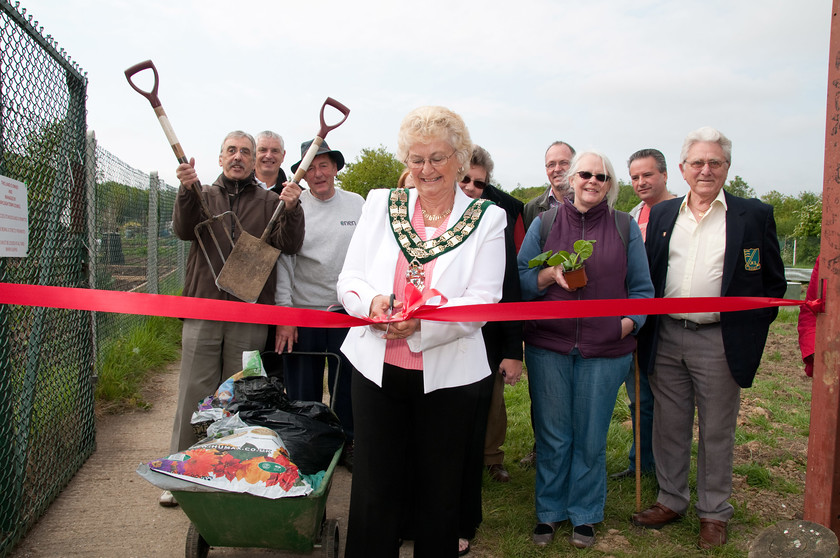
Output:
[525, 345, 631, 526]
[624, 357, 655, 472]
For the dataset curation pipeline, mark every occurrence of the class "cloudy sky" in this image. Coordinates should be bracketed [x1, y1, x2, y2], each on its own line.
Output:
[16, 0, 833, 197]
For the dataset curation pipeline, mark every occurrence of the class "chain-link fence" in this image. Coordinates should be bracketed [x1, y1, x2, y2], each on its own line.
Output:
[93, 139, 185, 348]
[1, 2, 185, 555]
[0, 2, 94, 555]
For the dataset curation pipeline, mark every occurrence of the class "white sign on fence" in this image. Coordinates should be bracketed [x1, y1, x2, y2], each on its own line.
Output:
[0, 175, 29, 257]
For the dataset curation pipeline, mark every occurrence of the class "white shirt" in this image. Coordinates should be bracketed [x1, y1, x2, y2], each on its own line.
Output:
[665, 188, 727, 323]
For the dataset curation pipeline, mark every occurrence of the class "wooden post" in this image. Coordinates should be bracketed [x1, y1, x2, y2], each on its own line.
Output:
[804, 0, 840, 535]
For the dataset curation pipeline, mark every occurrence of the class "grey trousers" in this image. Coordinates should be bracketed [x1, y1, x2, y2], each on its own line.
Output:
[169, 318, 268, 453]
[648, 317, 740, 521]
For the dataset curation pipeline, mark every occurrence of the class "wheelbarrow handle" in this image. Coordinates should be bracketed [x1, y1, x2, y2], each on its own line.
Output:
[124, 59, 211, 218]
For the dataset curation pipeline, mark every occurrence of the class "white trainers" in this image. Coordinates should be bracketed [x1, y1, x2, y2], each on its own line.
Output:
[159, 490, 178, 507]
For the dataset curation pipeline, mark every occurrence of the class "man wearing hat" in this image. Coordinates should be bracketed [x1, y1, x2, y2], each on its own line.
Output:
[274, 140, 364, 471]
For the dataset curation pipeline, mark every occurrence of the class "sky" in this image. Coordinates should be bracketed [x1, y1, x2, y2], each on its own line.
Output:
[12, 0, 834, 197]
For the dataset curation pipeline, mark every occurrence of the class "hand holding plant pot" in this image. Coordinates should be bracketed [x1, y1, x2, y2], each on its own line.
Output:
[528, 239, 596, 289]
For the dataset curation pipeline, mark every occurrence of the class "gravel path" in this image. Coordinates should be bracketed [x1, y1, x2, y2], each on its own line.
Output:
[8, 362, 356, 558]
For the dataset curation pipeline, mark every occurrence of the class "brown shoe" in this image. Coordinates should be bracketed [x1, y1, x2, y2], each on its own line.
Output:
[486, 463, 511, 483]
[698, 518, 727, 549]
[631, 502, 682, 529]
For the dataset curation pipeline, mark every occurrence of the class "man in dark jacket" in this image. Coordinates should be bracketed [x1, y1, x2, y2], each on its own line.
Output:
[254, 130, 289, 193]
[631, 127, 786, 549]
[161, 130, 304, 506]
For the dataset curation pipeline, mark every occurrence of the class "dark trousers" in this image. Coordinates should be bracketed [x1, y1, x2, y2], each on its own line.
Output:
[283, 326, 354, 440]
[459, 371, 495, 540]
[345, 366, 480, 558]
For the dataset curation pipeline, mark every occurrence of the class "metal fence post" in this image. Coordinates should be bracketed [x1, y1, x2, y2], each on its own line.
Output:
[147, 171, 159, 295]
[85, 131, 99, 383]
[804, 0, 840, 536]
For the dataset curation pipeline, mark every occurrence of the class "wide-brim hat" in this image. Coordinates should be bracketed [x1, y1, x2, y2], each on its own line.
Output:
[290, 139, 345, 173]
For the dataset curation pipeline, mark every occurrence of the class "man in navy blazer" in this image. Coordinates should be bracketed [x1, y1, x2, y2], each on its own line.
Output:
[632, 127, 786, 549]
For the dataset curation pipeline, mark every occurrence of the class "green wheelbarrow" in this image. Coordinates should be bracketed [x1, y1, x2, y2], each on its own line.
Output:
[175, 444, 341, 558]
[175, 350, 345, 558]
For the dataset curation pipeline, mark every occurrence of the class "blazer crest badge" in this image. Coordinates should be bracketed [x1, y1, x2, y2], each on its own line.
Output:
[744, 248, 761, 271]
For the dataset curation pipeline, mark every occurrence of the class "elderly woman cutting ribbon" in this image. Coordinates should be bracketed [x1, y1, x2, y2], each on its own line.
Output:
[337, 106, 507, 558]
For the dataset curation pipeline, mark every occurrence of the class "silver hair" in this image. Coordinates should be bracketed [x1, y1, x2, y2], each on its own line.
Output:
[679, 126, 732, 164]
[220, 130, 256, 154]
[470, 145, 494, 184]
[567, 150, 619, 208]
[256, 130, 285, 152]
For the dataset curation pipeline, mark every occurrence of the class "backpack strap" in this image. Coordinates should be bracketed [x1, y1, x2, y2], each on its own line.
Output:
[539, 205, 559, 251]
[613, 209, 631, 252]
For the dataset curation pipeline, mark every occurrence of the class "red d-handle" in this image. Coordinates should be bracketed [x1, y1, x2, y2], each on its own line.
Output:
[124, 60, 161, 108]
[317, 97, 351, 139]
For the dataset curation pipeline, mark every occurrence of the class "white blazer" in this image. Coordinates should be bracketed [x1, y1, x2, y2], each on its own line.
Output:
[337, 186, 507, 393]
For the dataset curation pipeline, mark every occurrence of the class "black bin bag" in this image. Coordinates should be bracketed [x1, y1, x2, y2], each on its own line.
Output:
[227, 376, 345, 475]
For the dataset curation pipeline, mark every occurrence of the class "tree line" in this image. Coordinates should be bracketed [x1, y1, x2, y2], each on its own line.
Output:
[336, 146, 823, 267]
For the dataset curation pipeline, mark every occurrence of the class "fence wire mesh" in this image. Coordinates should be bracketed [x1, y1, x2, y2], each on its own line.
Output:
[1, 2, 185, 555]
[1, 2, 94, 555]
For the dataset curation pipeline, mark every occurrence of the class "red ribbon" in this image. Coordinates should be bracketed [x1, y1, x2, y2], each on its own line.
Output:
[0, 282, 807, 328]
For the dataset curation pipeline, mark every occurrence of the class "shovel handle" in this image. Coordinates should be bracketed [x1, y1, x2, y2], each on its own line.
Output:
[125, 59, 210, 217]
[318, 97, 351, 138]
[289, 97, 351, 185]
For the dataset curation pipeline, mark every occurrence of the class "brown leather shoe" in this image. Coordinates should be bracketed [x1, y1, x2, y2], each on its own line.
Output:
[486, 463, 511, 483]
[631, 502, 682, 529]
[698, 518, 727, 549]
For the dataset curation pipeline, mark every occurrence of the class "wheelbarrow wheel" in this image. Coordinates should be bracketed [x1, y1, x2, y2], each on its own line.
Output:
[185, 522, 210, 558]
[321, 519, 339, 558]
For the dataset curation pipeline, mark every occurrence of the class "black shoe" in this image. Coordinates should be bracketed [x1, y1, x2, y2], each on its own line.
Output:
[610, 468, 635, 480]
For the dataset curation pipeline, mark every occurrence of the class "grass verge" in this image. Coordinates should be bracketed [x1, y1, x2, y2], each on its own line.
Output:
[95, 315, 181, 413]
[473, 308, 811, 557]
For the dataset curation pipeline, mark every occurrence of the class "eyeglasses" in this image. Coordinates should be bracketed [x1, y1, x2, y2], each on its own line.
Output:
[545, 160, 571, 171]
[405, 150, 457, 169]
[576, 171, 611, 182]
[684, 159, 726, 170]
[460, 175, 487, 189]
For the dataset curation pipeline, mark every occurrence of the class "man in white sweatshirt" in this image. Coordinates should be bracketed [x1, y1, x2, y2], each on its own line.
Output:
[275, 140, 364, 471]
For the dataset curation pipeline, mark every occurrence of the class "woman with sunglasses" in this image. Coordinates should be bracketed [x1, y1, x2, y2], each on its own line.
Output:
[456, 145, 526, 556]
[517, 150, 653, 549]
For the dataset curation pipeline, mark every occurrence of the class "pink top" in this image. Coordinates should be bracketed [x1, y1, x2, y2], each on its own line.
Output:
[384, 198, 451, 370]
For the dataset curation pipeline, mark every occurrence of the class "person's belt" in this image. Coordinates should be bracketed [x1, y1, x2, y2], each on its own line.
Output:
[666, 315, 720, 331]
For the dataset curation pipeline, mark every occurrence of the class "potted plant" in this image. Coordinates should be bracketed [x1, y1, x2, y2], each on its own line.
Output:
[528, 239, 596, 289]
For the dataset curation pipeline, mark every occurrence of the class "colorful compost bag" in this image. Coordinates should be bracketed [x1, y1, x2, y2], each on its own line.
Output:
[146, 425, 312, 499]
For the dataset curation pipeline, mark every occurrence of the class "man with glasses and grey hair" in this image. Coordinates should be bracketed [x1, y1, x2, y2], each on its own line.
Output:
[162, 130, 305, 507]
[611, 148, 675, 481]
[632, 127, 785, 549]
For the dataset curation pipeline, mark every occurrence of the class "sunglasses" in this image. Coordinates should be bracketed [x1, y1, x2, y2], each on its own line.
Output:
[461, 175, 488, 189]
[576, 171, 611, 183]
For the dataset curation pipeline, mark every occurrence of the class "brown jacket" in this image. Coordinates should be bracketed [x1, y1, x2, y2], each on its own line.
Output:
[173, 173, 304, 304]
